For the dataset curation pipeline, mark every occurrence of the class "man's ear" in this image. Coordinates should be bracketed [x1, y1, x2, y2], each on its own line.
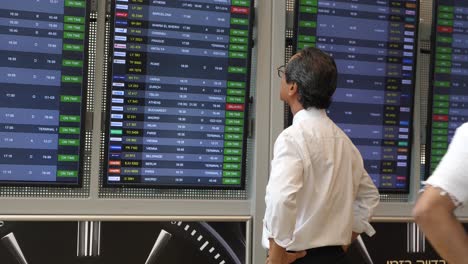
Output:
[288, 82, 298, 96]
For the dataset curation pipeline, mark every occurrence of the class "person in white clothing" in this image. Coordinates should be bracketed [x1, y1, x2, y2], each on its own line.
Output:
[263, 47, 380, 264]
[413, 122, 468, 264]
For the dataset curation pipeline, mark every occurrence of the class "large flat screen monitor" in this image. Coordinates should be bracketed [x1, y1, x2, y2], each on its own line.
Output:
[426, 0, 468, 177]
[0, 1, 90, 186]
[294, 0, 419, 192]
[104, 0, 254, 189]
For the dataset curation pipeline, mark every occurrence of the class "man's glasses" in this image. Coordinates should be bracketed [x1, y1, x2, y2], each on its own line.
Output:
[277, 65, 286, 78]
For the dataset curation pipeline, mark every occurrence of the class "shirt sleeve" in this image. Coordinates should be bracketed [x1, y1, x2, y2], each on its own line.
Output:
[263, 132, 304, 249]
[425, 123, 468, 204]
[352, 162, 380, 236]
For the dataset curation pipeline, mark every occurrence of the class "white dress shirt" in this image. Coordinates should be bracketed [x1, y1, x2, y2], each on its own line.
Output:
[262, 108, 380, 251]
[425, 122, 468, 205]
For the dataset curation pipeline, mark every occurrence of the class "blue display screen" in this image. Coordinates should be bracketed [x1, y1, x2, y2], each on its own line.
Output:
[0, 1, 89, 186]
[426, 0, 468, 178]
[295, 0, 419, 192]
[104, 0, 254, 189]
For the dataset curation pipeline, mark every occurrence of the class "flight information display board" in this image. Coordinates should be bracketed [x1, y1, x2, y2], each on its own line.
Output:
[295, 0, 419, 192]
[104, 0, 253, 188]
[0, 1, 89, 186]
[427, 0, 468, 176]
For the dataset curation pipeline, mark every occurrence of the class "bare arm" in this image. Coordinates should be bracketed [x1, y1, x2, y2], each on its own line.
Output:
[342, 232, 360, 252]
[413, 186, 468, 264]
[266, 239, 306, 264]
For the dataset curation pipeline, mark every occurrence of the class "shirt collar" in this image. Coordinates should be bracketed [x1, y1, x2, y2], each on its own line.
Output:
[292, 107, 326, 125]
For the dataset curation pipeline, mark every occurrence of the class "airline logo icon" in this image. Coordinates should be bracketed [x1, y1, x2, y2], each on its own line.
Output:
[112, 98, 124, 104]
[111, 114, 124, 119]
[115, 35, 127, 41]
[112, 82, 125, 87]
[108, 176, 121, 181]
[112, 90, 125, 96]
[113, 59, 126, 64]
[116, 4, 128, 10]
[113, 76, 126, 81]
[396, 176, 406, 181]
[109, 161, 121, 166]
[398, 134, 409, 140]
[403, 52, 414, 57]
[108, 168, 121, 173]
[401, 58, 412, 65]
[115, 43, 127, 49]
[111, 106, 124, 111]
[114, 51, 127, 57]
[401, 73, 412, 78]
[111, 113, 124, 120]
[397, 162, 407, 167]
[111, 121, 123, 127]
[115, 20, 128, 26]
[115, 12, 128, 18]
[115, 28, 128, 33]
[402, 66, 413, 71]
[403, 45, 414, 50]
[110, 145, 122, 151]
[110, 153, 121, 159]
[399, 127, 409, 133]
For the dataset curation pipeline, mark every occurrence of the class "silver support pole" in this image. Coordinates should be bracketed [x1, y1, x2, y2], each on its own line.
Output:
[77, 221, 101, 257]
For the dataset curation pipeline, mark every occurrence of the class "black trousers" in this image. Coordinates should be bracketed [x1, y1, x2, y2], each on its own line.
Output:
[290, 246, 350, 264]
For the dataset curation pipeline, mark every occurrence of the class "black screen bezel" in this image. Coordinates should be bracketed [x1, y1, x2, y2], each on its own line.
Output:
[0, 1, 92, 188]
[292, 0, 421, 193]
[424, 0, 464, 180]
[102, 1, 255, 190]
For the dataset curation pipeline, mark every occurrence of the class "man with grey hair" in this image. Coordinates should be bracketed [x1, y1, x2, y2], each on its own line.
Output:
[263, 47, 380, 264]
